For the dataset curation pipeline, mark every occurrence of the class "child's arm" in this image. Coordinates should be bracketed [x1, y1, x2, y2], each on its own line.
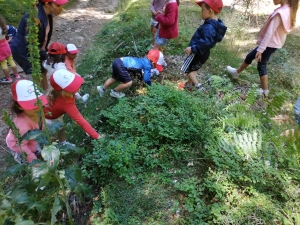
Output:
[143, 68, 152, 86]
[64, 102, 100, 139]
[155, 4, 177, 26]
[150, 0, 157, 15]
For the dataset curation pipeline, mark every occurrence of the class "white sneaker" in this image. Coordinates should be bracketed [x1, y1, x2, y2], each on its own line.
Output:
[75, 92, 82, 100]
[226, 66, 239, 79]
[81, 94, 89, 103]
[195, 83, 205, 91]
[97, 86, 106, 97]
[257, 88, 269, 97]
[59, 141, 75, 147]
[110, 89, 125, 98]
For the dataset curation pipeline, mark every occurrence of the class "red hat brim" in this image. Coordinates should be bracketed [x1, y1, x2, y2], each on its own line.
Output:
[18, 95, 48, 110]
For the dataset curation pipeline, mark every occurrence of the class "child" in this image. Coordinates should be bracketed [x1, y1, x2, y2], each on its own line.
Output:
[6, 79, 48, 163]
[226, 0, 299, 97]
[10, 0, 68, 91]
[65, 43, 80, 75]
[6, 24, 17, 43]
[181, 0, 227, 90]
[97, 49, 166, 99]
[150, 0, 165, 47]
[44, 69, 101, 141]
[153, 0, 179, 50]
[0, 16, 20, 83]
[44, 42, 88, 102]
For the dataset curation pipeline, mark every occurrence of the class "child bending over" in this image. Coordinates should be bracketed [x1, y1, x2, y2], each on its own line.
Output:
[44, 69, 101, 142]
[97, 49, 166, 99]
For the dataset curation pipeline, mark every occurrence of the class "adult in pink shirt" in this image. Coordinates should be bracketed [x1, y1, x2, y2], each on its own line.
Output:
[153, 0, 179, 50]
[6, 80, 48, 163]
[44, 69, 100, 140]
[226, 0, 299, 97]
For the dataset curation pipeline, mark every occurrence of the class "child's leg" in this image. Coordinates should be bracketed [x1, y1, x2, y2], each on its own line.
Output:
[260, 75, 268, 91]
[114, 81, 132, 92]
[103, 78, 117, 90]
[187, 71, 198, 87]
[59, 126, 66, 143]
[0, 59, 10, 79]
[236, 62, 249, 74]
[6, 55, 19, 77]
[151, 25, 157, 46]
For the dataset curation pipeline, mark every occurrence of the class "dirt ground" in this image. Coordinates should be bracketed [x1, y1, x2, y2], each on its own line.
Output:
[0, 0, 118, 172]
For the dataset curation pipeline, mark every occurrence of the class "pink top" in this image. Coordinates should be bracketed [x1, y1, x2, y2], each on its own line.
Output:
[150, 0, 165, 20]
[44, 96, 100, 139]
[155, 1, 179, 39]
[257, 4, 291, 53]
[65, 56, 76, 74]
[0, 37, 12, 61]
[6, 113, 39, 163]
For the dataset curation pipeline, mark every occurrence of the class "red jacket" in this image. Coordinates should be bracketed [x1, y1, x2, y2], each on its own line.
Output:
[155, 2, 179, 39]
[44, 96, 99, 139]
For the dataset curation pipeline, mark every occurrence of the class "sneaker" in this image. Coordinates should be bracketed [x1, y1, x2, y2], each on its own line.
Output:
[226, 66, 239, 79]
[195, 83, 205, 91]
[257, 88, 269, 97]
[81, 94, 89, 103]
[10, 73, 21, 79]
[0, 77, 12, 83]
[110, 89, 125, 98]
[184, 82, 193, 92]
[97, 86, 106, 97]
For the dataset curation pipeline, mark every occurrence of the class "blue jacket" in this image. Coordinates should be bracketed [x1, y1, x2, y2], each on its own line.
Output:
[10, 3, 53, 61]
[122, 57, 153, 86]
[189, 19, 227, 63]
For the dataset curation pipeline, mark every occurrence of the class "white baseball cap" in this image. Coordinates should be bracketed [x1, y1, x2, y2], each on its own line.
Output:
[11, 80, 48, 110]
[50, 69, 84, 92]
[66, 43, 79, 54]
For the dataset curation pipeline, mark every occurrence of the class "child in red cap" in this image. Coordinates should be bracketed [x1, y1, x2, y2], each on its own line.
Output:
[6, 80, 48, 163]
[97, 49, 166, 98]
[65, 43, 80, 75]
[181, 0, 226, 90]
[44, 42, 89, 102]
[44, 69, 102, 142]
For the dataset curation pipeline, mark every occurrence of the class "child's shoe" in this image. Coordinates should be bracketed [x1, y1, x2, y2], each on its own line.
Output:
[257, 88, 269, 97]
[59, 140, 75, 147]
[226, 66, 239, 79]
[97, 86, 106, 97]
[81, 94, 89, 103]
[110, 89, 125, 98]
[195, 83, 205, 91]
[0, 77, 12, 83]
[75, 92, 82, 100]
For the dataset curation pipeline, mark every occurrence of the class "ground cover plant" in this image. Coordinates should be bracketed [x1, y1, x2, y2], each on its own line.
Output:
[1, 0, 300, 224]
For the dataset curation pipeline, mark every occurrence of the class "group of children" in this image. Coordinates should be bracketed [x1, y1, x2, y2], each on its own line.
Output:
[4, 0, 300, 163]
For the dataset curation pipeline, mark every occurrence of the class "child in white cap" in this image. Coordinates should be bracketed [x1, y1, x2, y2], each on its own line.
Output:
[44, 69, 102, 141]
[6, 80, 48, 163]
[44, 42, 89, 102]
[65, 43, 80, 75]
[97, 49, 166, 98]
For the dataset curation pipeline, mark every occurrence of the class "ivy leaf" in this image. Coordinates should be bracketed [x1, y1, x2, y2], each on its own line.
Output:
[47, 120, 64, 136]
[2, 164, 26, 179]
[31, 162, 49, 182]
[58, 144, 86, 155]
[10, 189, 32, 204]
[1, 199, 11, 210]
[16, 220, 35, 225]
[51, 195, 62, 225]
[65, 165, 82, 190]
[42, 145, 60, 171]
[21, 129, 48, 145]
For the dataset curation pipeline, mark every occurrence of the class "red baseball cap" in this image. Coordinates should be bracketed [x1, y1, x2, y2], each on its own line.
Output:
[11, 80, 48, 110]
[66, 44, 79, 54]
[42, 0, 68, 5]
[196, 0, 223, 13]
[50, 69, 84, 92]
[147, 49, 166, 72]
[48, 42, 67, 55]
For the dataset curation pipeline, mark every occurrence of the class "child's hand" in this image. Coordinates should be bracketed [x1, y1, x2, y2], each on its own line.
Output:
[255, 52, 262, 62]
[185, 47, 192, 55]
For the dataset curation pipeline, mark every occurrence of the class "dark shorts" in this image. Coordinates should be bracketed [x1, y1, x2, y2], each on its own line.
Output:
[181, 52, 209, 74]
[244, 47, 277, 76]
[112, 58, 132, 83]
[12, 52, 46, 74]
